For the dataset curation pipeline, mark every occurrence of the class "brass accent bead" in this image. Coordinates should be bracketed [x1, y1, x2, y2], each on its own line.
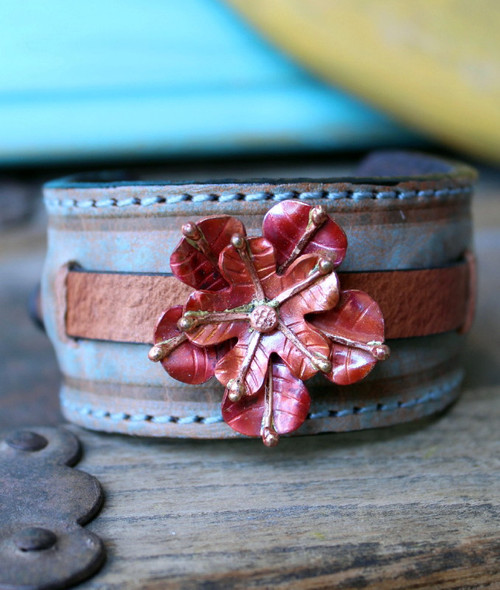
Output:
[314, 358, 332, 373]
[177, 316, 194, 331]
[182, 222, 201, 240]
[372, 344, 390, 360]
[311, 205, 328, 225]
[148, 345, 164, 362]
[228, 379, 245, 402]
[231, 233, 245, 249]
[318, 258, 334, 275]
[262, 427, 279, 447]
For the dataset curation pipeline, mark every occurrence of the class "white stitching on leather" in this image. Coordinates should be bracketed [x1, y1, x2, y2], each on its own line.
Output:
[61, 371, 461, 426]
[44, 185, 472, 210]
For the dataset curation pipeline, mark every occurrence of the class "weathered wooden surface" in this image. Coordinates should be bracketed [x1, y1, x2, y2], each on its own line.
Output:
[0, 161, 499, 588]
[73, 388, 499, 589]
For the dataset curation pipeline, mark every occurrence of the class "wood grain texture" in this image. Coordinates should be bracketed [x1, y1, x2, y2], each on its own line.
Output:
[73, 382, 499, 589]
[1, 160, 499, 588]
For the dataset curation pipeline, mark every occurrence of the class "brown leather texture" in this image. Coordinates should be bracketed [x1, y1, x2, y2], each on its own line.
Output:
[65, 260, 472, 343]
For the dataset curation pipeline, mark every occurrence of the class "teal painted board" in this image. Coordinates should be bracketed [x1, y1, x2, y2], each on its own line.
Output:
[0, 0, 421, 164]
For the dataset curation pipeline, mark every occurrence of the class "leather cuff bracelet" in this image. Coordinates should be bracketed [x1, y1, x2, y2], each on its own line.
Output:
[42, 151, 476, 445]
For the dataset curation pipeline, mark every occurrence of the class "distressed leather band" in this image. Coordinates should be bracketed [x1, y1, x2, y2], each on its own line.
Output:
[42, 150, 477, 439]
[65, 260, 473, 343]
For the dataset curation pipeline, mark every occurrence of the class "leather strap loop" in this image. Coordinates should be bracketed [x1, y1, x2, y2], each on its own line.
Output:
[65, 258, 473, 343]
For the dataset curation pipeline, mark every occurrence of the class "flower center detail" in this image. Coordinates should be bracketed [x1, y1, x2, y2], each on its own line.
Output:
[249, 304, 279, 333]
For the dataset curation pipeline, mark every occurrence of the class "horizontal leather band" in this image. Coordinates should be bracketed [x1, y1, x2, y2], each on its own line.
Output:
[40, 151, 478, 439]
[65, 258, 473, 343]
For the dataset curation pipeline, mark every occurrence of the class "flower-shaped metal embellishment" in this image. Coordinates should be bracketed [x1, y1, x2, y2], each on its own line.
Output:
[149, 201, 390, 446]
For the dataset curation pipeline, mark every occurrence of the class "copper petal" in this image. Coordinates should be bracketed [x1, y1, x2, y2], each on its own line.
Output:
[154, 306, 222, 384]
[262, 200, 347, 270]
[221, 360, 311, 437]
[170, 215, 245, 291]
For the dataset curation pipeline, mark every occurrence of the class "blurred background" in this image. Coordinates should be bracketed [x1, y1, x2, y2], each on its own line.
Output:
[1, 0, 499, 426]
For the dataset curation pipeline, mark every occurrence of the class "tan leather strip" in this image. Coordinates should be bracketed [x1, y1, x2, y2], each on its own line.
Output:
[339, 263, 471, 339]
[65, 261, 472, 343]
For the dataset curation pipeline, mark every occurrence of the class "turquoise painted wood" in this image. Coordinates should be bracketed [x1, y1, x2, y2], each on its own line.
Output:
[0, 0, 420, 165]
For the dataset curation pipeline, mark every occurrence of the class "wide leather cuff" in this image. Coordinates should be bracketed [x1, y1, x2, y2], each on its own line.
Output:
[42, 151, 477, 440]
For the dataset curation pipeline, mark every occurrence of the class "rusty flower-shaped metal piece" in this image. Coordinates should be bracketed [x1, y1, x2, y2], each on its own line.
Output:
[149, 201, 389, 446]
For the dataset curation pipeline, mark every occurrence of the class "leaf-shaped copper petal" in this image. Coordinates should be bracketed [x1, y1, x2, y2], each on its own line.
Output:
[309, 290, 385, 385]
[327, 345, 377, 385]
[219, 237, 279, 297]
[184, 289, 250, 346]
[153, 306, 223, 384]
[215, 331, 270, 394]
[277, 254, 340, 317]
[276, 320, 331, 381]
[221, 360, 310, 437]
[170, 215, 245, 291]
[310, 289, 385, 343]
[262, 200, 347, 270]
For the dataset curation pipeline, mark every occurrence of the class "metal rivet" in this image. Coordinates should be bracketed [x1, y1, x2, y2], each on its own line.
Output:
[13, 527, 57, 552]
[5, 431, 48, 452]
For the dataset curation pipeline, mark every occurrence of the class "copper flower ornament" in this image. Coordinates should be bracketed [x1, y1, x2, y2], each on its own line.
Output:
[149, 201, 389, 446]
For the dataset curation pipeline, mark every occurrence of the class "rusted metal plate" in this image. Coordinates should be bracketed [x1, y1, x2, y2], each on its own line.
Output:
[0, 427, 105, 590]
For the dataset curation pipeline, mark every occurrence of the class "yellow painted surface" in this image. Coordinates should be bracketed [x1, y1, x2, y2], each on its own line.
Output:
[229, 0, 500, 162]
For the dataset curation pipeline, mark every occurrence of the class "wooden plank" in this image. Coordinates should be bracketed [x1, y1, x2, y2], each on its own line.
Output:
[72, 382, 500, 588]
[0, 245, 62, 428]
